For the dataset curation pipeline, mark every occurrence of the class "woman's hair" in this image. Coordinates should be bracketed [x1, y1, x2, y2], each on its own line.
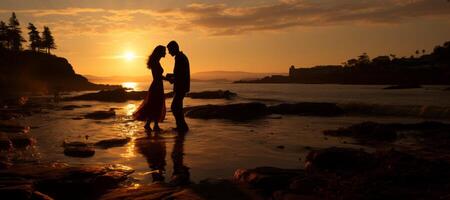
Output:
[147, 45, 166, 69]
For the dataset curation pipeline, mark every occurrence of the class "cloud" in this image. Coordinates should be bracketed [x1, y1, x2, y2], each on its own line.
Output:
[0, 0, 449, 36]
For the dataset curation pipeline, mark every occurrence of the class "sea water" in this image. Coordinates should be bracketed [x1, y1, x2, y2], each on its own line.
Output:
[15, 82, 450, 183]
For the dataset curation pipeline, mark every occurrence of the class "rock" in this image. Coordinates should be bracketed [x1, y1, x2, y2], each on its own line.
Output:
[324, 121, 450, 146]
[61, 105, 83, 110]
[0, 182, 34, 200]
[269, 102, 344, 116]
[383, 84, 422, 89]
[187, 90, 237, 99]
[63, 142, 95, 158]
[100, 183, 204, 200]
[0, 121, 30, 133]
[0, 132, 12, 150]
[94, 137, 131, 149]
[186, 102, 268, 120]
[234, 167, 305, 192]
[276, 145, 285, 149]
[9, 134, 35, 148]
[65, 89, 175, 102]
[324, 121, 397, 143]
[84, 109, 115, 119]
[65, 88, 146, 102]
[0, 163, 133, 200]
[305, 147, 376, 172]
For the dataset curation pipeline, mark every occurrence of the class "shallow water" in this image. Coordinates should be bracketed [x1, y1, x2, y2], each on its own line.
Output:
[13, 82, 450, 184]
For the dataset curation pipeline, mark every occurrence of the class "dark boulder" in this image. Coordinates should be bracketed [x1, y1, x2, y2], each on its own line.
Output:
[324, 121, 398, 143]
[65, 88, 175, 102]
[0, 132, 12, 150]
[94, 137, 131, 149]
[99, 183, 204, 200]
[0, 163, 133, 200]
[60, 105, 83, 110]
[305, 147, 376, 172]
[269, 102, 344, 116]
[0, 121, 30, 133]
[84, 109, 115, 119]
[66, 88, 146, 102]
[9, 134, 35, 148]
[187, 90, 237, 99]
[63, 142, 95, 158]
[234, 167, 305, 192]
[185, 102, 268, 120]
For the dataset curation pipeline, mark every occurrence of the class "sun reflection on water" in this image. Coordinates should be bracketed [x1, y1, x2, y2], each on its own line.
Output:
[120, 139, 136, 159]
[122, 82, 138, 91]
[125, 103, 137, 116]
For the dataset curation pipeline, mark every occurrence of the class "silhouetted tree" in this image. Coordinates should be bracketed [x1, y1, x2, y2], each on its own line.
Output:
[27, 23, 41, 52]
[41, 26, 56, 54]
[357, 53, 370, 65]
[8, 12, 25, 51]
[372, 56, 390, 66]
[0, 21, 8, 49]
[344, 58, 358, 67]
[422, 49, 426, 54]
[415, 50, 420, 56]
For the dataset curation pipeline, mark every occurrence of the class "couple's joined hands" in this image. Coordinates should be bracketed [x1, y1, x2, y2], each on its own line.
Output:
[163, 73, 174, 84]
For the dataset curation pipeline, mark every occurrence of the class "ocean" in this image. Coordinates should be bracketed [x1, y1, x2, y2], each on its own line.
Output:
[16, 82, 450, 183]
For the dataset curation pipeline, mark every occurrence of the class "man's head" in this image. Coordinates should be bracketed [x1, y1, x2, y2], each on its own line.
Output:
[167, 40, 180, 57]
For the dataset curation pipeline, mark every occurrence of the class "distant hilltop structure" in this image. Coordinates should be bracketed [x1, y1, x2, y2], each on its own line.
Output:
[235, 40, 450, 85]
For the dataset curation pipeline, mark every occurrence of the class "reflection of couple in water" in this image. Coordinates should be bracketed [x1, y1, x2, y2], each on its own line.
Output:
[133, 41, 190, 184]
[135, 132, 190, 185]
[133, 40, 190, 133]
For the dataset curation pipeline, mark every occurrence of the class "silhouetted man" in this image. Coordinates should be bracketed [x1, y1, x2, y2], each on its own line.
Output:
[167, 41, 190, 132]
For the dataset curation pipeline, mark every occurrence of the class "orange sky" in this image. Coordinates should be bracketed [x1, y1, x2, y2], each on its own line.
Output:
[1, 0, 449, 76]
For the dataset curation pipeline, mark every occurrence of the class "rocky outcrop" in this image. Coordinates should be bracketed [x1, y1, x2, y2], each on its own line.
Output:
[84, 109, 116, 119]
[0, 163, 133, 200]
[0, 49, 119, 93]
[63, 141, 95, 158]
[66, 88, 146, 102]
[324, 121, 450, 146]
[0, 121, 30, 133]
[66, 89, 237, 102]
[324, 121, 398, 143]
[187, 90, 237, 99]
[94, 137, 131, 149]
[269, 102, 344, 116]
[185, 103, 268, 120]
[234, 147, 450, 200]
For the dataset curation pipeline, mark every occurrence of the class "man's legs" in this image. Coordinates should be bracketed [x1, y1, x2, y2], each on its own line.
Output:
[171, 92, 188, 131]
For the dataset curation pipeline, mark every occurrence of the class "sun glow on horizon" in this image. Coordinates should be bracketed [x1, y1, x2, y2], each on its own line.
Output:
[123, 51, 136, 61]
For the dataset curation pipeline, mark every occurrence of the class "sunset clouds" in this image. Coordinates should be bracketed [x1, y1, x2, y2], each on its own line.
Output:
[0, 0, 449, 76]
[1, 0, 449, 36]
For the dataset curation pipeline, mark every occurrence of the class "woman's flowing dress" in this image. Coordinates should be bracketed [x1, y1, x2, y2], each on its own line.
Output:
[133, 60, 166, 122]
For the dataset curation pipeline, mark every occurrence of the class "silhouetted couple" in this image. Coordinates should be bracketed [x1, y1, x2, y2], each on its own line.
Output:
[133, 41, 190, 133]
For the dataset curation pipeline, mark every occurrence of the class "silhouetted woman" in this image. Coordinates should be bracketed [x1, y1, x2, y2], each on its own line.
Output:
[133, 45, 166, 131]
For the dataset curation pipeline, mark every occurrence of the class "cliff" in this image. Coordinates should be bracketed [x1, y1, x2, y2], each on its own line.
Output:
[0, 49, 119, 94]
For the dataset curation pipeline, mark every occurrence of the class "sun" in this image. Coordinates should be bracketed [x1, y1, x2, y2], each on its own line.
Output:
[123, 51, 136, 61]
